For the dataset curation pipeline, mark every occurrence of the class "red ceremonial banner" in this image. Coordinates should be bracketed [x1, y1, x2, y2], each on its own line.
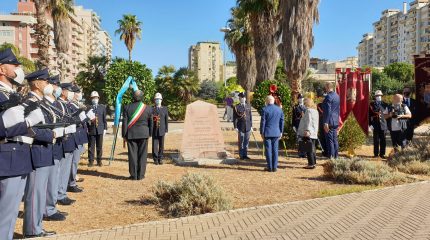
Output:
[335, 68, 370, 135]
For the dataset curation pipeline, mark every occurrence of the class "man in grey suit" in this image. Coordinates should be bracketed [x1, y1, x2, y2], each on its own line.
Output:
[122, 90, 152, 180]
[151, 93, 168, 165]
[87, 91, 107, 167]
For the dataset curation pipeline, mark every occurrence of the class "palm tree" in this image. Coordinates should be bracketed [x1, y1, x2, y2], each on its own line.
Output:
[225, 7, 257, 93]
[279, 0, 320, 96]
[33, 0, 51, 68]
[172, 67, 200, 103]
[115, 14, 142, 62]
[76, 56, 109, 103]
[47, 0, 74, 82]
[237, 0, 280, 84]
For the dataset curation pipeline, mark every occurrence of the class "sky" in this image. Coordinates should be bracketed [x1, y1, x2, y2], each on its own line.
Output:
[0, 0, 414, 74]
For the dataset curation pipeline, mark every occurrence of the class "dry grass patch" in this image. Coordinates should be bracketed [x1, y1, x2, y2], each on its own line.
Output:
[315, 185, 381, 198]
[323, 158, 409, 185]
[388, 138, 430, 175]
[151, 173, 232, 217]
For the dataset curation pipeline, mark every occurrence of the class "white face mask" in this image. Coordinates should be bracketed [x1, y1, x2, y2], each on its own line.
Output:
[54, 87, 62, 98]
[67, 91, 74, 101]
[240, 98, 246, 104]
[376, 96, 382, 102]
[43, 84, 54, 96]
[76, 93, 83, 101]
[298, 98, 304, 105]
[6, 67, 25, 85]
[155, 99, 162, 106]
[92, 98, 99, 105]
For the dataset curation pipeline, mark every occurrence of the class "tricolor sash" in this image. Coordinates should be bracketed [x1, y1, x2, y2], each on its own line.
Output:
[128, 102, 146, 129]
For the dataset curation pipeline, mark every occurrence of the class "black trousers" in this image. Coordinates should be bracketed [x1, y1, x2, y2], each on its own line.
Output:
[318, 127, 327, 156]
[88, 134, 103, 163]
[306, 139, 317, 166]
[127, 138, 148, 180]
[152, 135, 165, 162]
[405, 124, 414, 142]
[373, 129, 386, 157]
[390, 130, 406, 150]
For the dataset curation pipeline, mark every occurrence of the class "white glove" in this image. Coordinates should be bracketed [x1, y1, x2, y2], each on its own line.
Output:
[65, 124, 76, 134]
[103, 129, 106, 136]
[293, 127, 297, 133]
[250, 128, 254, 132]
[234, 128, 239, 133]
[2, 105, 25, 128]
[25, 108, 45, 127]
[369, 125, 374, 131]
[53, 127, 65, 138]
[86, 109, 96, 120]
[79, 111, 87, 121]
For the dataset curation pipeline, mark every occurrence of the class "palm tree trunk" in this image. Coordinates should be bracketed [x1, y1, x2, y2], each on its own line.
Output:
[236, 46, 257, 93]
[34, 0, 50, 68]
[250, 13, 279, 84]
[54, 18, 72, 82]
[129, 50, 132, 62]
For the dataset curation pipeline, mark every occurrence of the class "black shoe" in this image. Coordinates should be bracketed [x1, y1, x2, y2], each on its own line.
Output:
[154, 161, 159, 165]
[243, 156, 251, 160]
[67, 186, 83, 193]
[43, 212, 66, 221]
[158, 161, 163, 165]
[88, 162, 94, 167]
[264, 167, 272, 172]
[272, 168, 278, 172]
[304, 165, 316, 169]
[97, 162, 103, 167]
[57, 197, 75, 206]
[24, 230, 56, 238]
[380, 155, 387, 159]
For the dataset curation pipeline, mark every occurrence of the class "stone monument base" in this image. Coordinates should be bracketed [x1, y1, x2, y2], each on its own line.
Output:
[173, 152, 238, 166]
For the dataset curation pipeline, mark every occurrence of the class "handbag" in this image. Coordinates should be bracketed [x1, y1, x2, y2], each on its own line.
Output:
[298, 137, 314, 153]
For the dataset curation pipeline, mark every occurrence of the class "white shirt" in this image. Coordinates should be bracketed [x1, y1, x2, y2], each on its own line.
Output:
[383, 105, 411, 131]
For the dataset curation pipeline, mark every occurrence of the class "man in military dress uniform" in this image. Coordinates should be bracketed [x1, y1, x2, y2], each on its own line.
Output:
[57, 83, 78, 205]
[369, 90, 388, 159]
[233, 92, 253, 160]
[0, 48, 40, 240]
[44, 75, 68, 221]
[22, 68, 64, 238]
[151, 93, 168, 165]
[123, 90, 152, 180]
[87, 91, 107, 167]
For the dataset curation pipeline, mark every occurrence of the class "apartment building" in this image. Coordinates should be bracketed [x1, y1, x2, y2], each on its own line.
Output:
[357, 0, 430, 67]
[189, 41, 224, 82]
[0, 0, 112, 81]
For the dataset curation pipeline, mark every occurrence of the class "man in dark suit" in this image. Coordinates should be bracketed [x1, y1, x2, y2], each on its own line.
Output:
[122, 90, 152, 180]
[260, 95, 284, 172]
[369, 90, 388, 159]
[151, 93, 168, 165]
[322, 82, 340, 159]
[87, 91, 107, 167]
[292, 94, 306, 157]
[402, 87, 416, 144]
[233, 92, 253, 160]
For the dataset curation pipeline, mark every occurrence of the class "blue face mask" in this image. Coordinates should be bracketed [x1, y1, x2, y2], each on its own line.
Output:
[54, 87, 62, 98]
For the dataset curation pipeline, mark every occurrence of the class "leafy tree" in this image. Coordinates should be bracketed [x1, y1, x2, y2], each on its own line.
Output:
[0, 43, 35, 73]
[338, 115, 366, 152]
[104, 59, 155, 108]
[198, 80, 219, 100]
[76, 56, 109, 104]
[171, 67, 200, 103]
[216, 77, 245, 102]
[383, 62, 414, 83]
[372, 74, 404, 96]
[115, 14, 142, 61]
[301, 69, 317, 93]
[251, 80, 295, 145]
[274, 60, 287, 83]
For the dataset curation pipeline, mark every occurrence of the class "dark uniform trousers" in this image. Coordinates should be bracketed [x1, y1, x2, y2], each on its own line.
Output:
[373, 129, 386, 157]
[127, 139, 148, 180]
[152, 136, 164, 162]
[88, 134, 103, 163]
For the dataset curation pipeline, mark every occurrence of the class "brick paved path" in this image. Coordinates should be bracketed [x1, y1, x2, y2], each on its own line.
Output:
[38, 181, 430, 240]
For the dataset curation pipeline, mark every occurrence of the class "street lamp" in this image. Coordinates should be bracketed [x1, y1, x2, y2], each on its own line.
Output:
[220, 27, 231, 87]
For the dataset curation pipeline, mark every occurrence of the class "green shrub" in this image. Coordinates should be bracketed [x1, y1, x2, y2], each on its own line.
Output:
[152, 173, 232, 217]
[198, 80, 219, 100]
[388, 138, 430, 175]
[251, 80, 295, 146]
[338, 115, 367, 152]
[168, 102, 186, 121]
[323, 158, 408, 185]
